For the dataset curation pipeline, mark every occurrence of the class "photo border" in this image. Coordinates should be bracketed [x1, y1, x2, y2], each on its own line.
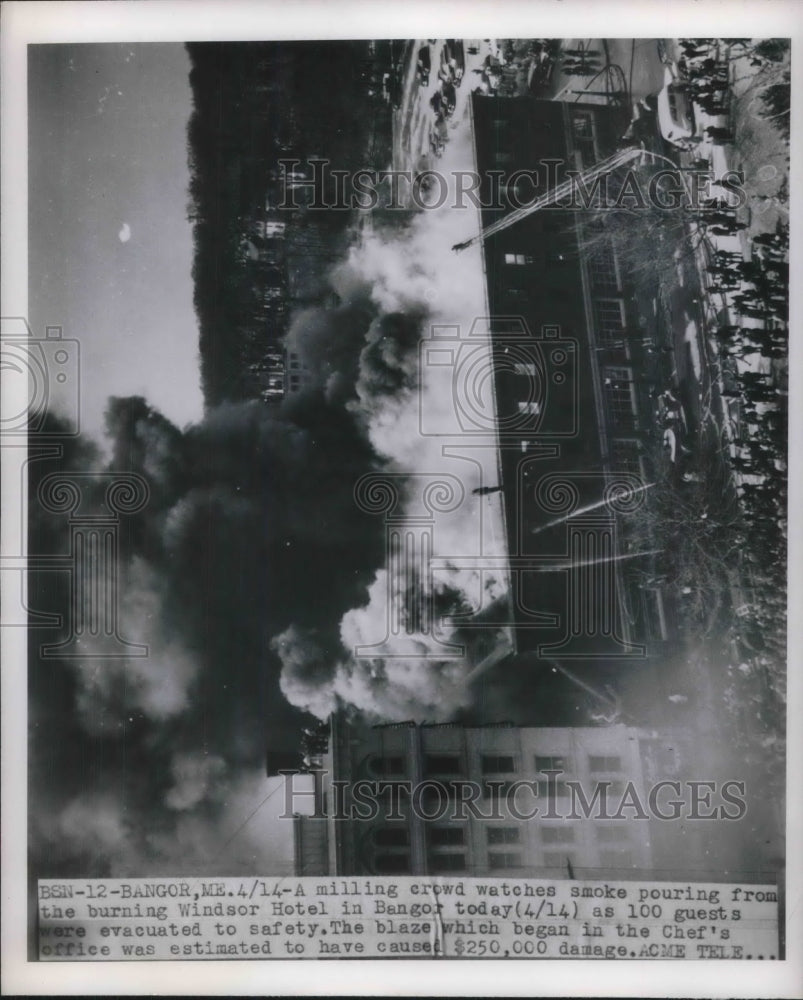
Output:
[2, 0, 801, 995]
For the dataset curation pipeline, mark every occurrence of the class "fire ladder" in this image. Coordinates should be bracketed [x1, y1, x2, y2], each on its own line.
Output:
[451, 144, 646, 252]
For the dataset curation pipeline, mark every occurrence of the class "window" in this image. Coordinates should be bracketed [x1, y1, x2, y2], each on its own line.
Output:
[423, 754, 462, 777]
[596, 825, 629, 843]
[374, 853, 411, 874]
[610, 439, 643, 477]
[589, 755, 622, 772]
[482, 779, 516, 801]
[639, 587, 668, 641]
[589, 242, 619, 295]
[490, 316, 527, 335]
[513, 363, 536, 377]
[494, 150, 515, 167]
[373, 826, 410, 847]
[429, 853, 466, 873]
[603, 367, 638, 428]
[481, 754, 516, 774]
[571, 111, 597, 166]
[502, 176, 533, 204]
[419, 781, 462, 807]
[543, 851, 575, 869]
[600, 848, 634, 868]
[488, 852, 521, 869]
[504, 253, 534, 266]
[594, 299, 626, 344]
[537, 780, 570, 798]
[369, 755, 406, 777]
[487, 827, 520, 845]
[578, 778, 626, 802]
[428, 826, 465, 847]
[535, 755, 571, 773]
[517, 401, 541, 416]
[572, 110, 595, 141]
[504, 288, 530, 306]
[541, 826, 575, 844]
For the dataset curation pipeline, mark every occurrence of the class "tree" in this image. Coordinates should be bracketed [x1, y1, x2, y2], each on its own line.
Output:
[760, 69, 791, 139]
[620, 444, 743, 638]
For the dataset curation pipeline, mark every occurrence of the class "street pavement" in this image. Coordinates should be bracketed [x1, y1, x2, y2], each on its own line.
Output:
[392, 39, 496, 175]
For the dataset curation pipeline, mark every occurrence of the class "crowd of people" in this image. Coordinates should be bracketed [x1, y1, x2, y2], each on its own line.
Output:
[677, 39, 734, 142]
[714, 224, 788, 628]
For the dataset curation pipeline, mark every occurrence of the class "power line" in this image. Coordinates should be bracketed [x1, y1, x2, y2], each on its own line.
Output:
[211, 778, 288, 863]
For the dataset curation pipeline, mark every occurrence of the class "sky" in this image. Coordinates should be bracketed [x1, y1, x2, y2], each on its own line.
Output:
[28, 43, 204, 441]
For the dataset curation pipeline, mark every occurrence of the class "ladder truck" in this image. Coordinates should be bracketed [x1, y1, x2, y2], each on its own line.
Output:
[451, 144, 647, 253]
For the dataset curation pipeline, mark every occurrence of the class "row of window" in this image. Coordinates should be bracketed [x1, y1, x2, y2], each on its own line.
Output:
[603, 365, 640, 429]
[372, 847, 635, 875]
[364, 777, 632, 810]
[489, 110, 598, 170]
[372, 823, 631, 848]
[503, 242, 617, 293]
[487, 115, 656, 503]
[484, 779, 629, 800]
[498, 302, 631, 432]
[486, 848, 636, 870]
[369, 753, 624, 777]
[610, 438, 645, 477]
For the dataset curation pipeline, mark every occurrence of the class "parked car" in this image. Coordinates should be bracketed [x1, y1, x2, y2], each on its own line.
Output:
[440, 80, 456, 116]
[655, 389, 688, 435]
[417, 45, 431, 86]
[655, 388, 693, 468]
[657, 65, 698, 148]
[438, 44, 451, 82]
[428, 117, 447, 157]
[445, 39, 465, 84]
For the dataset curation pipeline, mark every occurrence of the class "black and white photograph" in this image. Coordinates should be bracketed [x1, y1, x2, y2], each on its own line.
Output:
[1, 1, 800, 995]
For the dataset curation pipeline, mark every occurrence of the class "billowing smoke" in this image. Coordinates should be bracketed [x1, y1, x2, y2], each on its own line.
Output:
[272, 571, 494, 723]
[28, 381, 389, 876]
[273, 162, 513, 723]
[70, 558, 200, 735]
[30, 124, 512, 879]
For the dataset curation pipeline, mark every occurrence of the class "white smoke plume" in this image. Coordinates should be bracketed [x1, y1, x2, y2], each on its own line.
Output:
[70, 557, 200, 735]
[273, 121, 514, 722]
[32, 766, 296, 877]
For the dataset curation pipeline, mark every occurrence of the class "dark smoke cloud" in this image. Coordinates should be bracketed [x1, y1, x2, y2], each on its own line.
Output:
[283, 283, 425, 416]
[28, 382, 389, 877]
